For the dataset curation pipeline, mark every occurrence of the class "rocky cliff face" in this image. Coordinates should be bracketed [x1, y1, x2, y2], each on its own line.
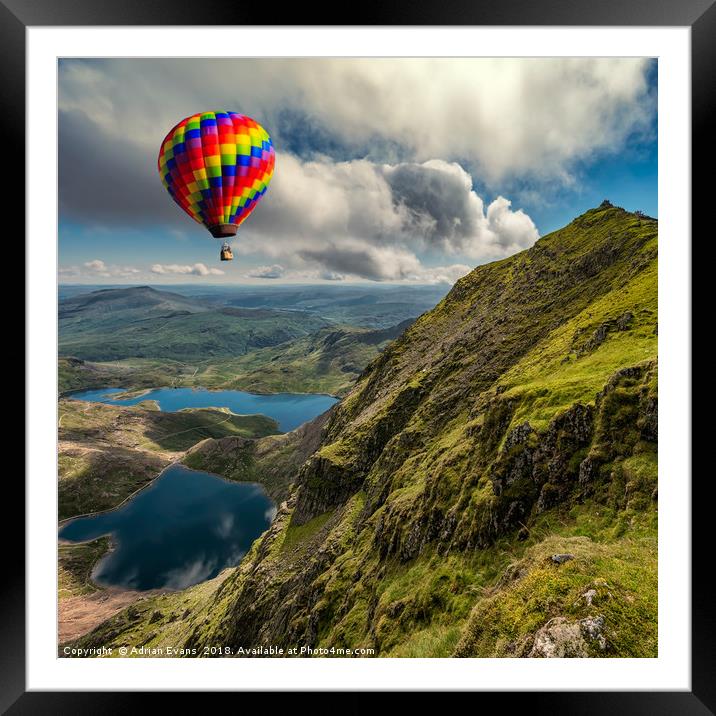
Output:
[72, 205, 658, 657]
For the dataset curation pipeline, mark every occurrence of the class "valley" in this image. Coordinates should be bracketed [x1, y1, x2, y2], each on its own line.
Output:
[58, 286, 427, 396]
[57, 283, 429, 645]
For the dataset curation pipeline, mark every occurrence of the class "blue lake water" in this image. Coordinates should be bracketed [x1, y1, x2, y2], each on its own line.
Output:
[70, 386, 338, 432]
[59, 465, 276, 591]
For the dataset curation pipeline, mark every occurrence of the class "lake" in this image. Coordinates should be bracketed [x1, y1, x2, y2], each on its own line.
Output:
[70, 386, 338, 432]
[58, 465, 276, 591]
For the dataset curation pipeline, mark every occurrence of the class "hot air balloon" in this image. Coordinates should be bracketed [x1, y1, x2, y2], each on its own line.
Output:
[158, 111, 275, 261]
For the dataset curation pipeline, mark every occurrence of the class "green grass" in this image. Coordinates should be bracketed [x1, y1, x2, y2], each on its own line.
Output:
[387, 624, 464, 657]
[281, 512, 333, 552]
[454, 525, 657, 657]
[498, 261, 657, 432]
[364, 491, 657, 658]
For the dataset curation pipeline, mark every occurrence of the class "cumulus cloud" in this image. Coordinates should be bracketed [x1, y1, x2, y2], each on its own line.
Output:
[83, 259, 106, 272]
[246, 264, 285, 279]
[234, 154, 538, 279]
[296, 242, 422, 282]
[151, 263, 224, 277]
[59, 57, 655, 183]
[244, 154, 540, 260]
[382, 159, 539, 258]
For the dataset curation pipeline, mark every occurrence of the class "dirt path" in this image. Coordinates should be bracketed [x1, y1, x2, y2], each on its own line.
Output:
[59, 401, 92, 428]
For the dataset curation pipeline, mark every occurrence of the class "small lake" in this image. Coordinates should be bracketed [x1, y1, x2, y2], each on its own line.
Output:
[59, 465, 276, 591]
[70, 386, 338, 432]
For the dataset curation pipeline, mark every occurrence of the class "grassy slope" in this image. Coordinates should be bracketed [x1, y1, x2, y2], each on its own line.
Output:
[58, 399, 278, 520]
[69, 205, 659, 658]
[59, 537, 111, 599]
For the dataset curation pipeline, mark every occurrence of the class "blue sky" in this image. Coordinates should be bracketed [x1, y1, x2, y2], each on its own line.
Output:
[59, 58, 657, 284]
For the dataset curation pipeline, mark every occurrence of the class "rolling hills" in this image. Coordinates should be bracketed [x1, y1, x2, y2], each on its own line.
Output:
[190, 320, 414, 396]
[59, 286, 331, 362]
[58, 286, 415, 391]
[68, 203, 659, 658]
[188, 284, 450, 328]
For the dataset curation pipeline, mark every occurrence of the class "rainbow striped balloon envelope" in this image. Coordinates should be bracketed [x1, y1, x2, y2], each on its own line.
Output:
[158, 111, 275, 240]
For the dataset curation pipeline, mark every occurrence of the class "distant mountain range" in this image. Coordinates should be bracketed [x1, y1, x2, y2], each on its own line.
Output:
[59, 283, 450, 329]
[209, 320, 415, 396]
[58, 284, 434, 390]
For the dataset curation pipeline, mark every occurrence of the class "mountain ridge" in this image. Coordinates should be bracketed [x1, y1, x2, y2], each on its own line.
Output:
[69, 204, 658, 658]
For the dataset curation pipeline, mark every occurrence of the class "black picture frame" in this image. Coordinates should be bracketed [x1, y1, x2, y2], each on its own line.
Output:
[7, 1, 707, 711]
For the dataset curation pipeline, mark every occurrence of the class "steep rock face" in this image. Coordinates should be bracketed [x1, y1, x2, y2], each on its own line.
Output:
[188, 360, 655, 656]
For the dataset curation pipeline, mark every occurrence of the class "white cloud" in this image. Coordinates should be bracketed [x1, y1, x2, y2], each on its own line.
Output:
[246, 264, 285, 279]
[83, 259, 106, 271]
[405, 264, 472, 285]
[319, 270, 346, 281]
[58, 265, 82, 279]
[381, 159, 539, 258]
[151, 263, 224, 277]
[62, 259, 142, 280]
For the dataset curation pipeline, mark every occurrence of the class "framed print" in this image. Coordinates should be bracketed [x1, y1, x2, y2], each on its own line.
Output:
[8, 0, 709, 710]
